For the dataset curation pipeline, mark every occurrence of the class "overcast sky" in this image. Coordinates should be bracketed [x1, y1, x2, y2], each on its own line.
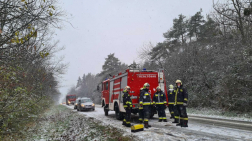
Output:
[55, 0, 214, 96]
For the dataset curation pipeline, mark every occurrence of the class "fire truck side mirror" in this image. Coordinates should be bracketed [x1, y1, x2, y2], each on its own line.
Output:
[97, 85, 100, 91]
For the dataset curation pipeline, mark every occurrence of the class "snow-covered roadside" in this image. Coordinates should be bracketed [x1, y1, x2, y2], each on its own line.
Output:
[66, 105, 187, 141]
[66, 105, 252, 141]
[27, 105, 137, 141]
[185, 108, 252, 122]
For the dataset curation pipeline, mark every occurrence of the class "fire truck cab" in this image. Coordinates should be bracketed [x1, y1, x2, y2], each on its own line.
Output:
[66, 94, 77, 105]
[99, 68, 167, 120]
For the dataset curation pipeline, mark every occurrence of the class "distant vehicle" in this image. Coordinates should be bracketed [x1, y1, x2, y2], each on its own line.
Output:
[62, 102, 66, 104]
[77, 97, 95, 111]
[66, 94, 77, 105]
[98, 67, 167, 120]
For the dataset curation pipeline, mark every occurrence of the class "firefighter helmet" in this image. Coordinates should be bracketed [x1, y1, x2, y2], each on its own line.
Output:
[123, 86, 130, 92]
[169, 84, 174, 89]
[156, 86, 161, 90]
[143, 83, 150, 88]
[175, 80, 182, 85]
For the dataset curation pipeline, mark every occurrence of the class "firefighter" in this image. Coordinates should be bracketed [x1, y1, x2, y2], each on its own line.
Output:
[122, 86, 132, 127]
[139, 83, 152, 128]
[153, 86, 167, 122]
[173, 80, 188, 127]
[138, 88, 144, 123]
[167, 84, 175, 119]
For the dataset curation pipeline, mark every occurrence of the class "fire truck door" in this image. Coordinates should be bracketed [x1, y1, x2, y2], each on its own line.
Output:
[158, 71, 165, 92]
[120, 76, 127, 103]
[109, 81, 114, 103]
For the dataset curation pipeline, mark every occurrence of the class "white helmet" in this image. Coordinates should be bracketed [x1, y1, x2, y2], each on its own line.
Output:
[143, 83, 150, 88]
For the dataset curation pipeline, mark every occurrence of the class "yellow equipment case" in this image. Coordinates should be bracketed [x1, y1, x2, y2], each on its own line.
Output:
[131, 124, 144, 132]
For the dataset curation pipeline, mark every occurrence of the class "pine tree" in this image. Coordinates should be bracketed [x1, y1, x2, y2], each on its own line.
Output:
[164, 14, 187, 44]
[99, 53, 126, 80]
[187, 9, 205, 41]
[198, 15, 219, 41]
[76, 77, 82, 88]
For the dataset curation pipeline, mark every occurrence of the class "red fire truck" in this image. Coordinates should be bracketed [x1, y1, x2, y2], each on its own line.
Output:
[99, 68, 168, 120]
[66, 94, 77, 105]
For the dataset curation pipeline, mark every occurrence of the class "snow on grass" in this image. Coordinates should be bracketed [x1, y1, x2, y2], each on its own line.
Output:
[26, 105, 136, 141]
[186, 108, 252, 122]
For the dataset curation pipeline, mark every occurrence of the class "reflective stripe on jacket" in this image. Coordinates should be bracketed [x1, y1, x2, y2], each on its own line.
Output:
[174, 85, 188, 105]
[153, 90, 167, 105]
[139, 88, 152, 105]
[167, 89, 175, 103]
[123, 92, 132, 107]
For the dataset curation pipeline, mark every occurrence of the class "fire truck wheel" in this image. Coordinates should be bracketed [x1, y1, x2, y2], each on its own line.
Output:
[115, 105, 123, 120]
[104, 106, 108, 116]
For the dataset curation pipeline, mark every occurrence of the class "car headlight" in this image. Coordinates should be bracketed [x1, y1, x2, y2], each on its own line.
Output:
[92, 103, 95, 106]
[75, 103, 77, 105]
[68, 101, 70, 104]
[81, 104, 85, 107]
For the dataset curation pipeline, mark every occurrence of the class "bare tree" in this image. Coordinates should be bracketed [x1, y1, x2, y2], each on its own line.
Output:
[0, 0, 66, 139]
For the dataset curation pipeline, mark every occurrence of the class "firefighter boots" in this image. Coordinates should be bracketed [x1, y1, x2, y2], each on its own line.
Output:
[125, 123, 131, 127]
[172, 118, 179, 123]
[144, 122, 148, 128]
[158, 119, 162, 122]
[122, 119, 126, 126]
[181, 120, 188, 127]
[163, 119, 167, 122]
[176, 118, 182, 126]
[170, 115, 174, 119]
[144, 121, 151, 128]
[176, 123, 182, 126]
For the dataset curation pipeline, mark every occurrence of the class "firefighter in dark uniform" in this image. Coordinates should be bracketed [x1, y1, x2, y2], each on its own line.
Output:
[153, 86, 167, 122]
[167, 84, 175, 119]
[138, 88, 144, 123]
[122, 86, 132, 127]
[173, 80, 188, 127]
[139, 83, 152, 128]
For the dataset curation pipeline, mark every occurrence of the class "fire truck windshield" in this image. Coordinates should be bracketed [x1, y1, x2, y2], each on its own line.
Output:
[68, 96, 76, 99]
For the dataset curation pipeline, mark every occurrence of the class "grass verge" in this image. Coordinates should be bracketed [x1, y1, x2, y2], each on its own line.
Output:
[25, 105, 136, 141]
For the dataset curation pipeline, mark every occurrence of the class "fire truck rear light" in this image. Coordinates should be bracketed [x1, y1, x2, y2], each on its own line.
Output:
[133, 105, 135, 107]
